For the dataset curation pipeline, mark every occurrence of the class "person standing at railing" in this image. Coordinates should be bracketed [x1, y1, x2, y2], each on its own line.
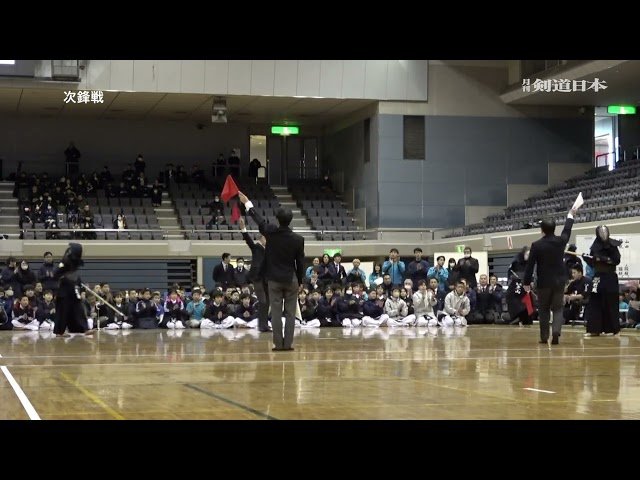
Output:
[64, 141, 81, 177]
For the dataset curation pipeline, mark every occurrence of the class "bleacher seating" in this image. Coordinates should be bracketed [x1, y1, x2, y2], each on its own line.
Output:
[17, 172, 369, 241]
[175, 180, 278, 241]
[20, 190, 164, 240]
[288, 180, 360, 241]
[445, 159, 640, 238]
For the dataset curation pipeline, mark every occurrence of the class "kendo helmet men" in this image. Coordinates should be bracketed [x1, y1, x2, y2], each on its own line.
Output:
[596, 225, 610, 243]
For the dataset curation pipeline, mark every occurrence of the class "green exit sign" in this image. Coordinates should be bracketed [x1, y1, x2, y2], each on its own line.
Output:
[324, 248, 342, 257]
[608, 106, 636, 115]
[271, 126, 299, 135]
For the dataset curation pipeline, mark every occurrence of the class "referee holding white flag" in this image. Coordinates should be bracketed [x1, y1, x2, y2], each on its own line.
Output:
[522, 193, 583, 345]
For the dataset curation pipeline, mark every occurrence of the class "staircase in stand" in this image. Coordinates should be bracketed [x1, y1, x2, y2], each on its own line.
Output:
[270, 185, 317, 240]
[0, 181, 20, 239]
[157, 191, 184, 240]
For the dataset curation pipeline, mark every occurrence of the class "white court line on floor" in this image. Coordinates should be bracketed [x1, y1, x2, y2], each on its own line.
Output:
[2, 353, 639, 369]
[0, 354, 40, 420]
[523, 388, 556, 394]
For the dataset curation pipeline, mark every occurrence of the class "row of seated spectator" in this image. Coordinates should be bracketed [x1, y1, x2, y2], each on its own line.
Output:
[176, 179, 277, 236]
[16, 168, 165, 202]
[446, 158, 640, 238]
[15, 168, 361, 241]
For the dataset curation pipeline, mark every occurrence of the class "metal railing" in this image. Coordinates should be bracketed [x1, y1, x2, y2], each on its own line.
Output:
[621, 145, 640, 162]
[18, 227, 382, 240]
[596, 152, 614, 169]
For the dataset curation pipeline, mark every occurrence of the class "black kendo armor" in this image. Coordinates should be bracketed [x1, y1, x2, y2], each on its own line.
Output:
[584, 225, 622, 290]
[53, 243, 90, 335]
[54, 242, 84, 299]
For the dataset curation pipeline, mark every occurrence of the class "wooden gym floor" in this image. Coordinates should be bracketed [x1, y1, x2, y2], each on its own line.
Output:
[0, 325, 638, 420]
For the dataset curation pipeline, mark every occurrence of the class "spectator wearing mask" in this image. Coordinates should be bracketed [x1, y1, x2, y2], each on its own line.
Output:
[337, 284, 364, 327]
[202, 196, 224, 217]
[113, 214, 128, 230]
[445, 258, 461, 291]
[234, 258, 250, 287]
[16, 260, 36, 297]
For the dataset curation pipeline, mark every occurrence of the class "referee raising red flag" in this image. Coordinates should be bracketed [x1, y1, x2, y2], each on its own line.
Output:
[221, 175, 239, 203]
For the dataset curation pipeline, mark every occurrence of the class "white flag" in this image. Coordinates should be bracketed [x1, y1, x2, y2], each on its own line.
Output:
[295, 299, 302, 321]
[571, 191, 584, 211]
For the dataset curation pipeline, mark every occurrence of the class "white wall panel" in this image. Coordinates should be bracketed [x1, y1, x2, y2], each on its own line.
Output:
[181, 60, 205, 94]
[110, 60, 134, 91]
[386, 60, 408, 100]
[227, 60, 252, 95]
[407, 60, 428, 101]
[157, 60, 181, 93]
[341, 60, 366, 99]
[250, 60, 275, 96]
[86, 60, 111, 91]
[364, 60, 388, 99]
[296, 60, 321, 97]
[133, 60, 157, 92]
[274, 60, 298, 97]
[204, 60, 229, 94]
[319, 60, 343, 98]
[87, 59, 429, 101]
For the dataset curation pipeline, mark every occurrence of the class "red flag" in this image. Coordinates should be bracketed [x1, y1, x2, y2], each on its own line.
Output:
[230, 203, 241, 223]
[522, 292, 534, 316]
[221, 175, 239, 203]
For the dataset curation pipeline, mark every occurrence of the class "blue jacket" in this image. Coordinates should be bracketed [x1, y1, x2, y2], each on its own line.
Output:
[382, 260, 406, 285]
